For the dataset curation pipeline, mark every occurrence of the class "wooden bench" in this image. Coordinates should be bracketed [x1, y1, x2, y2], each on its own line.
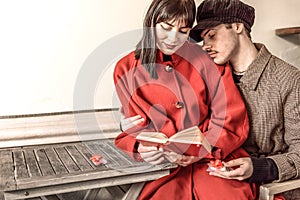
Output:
[0, 109, 176, 200]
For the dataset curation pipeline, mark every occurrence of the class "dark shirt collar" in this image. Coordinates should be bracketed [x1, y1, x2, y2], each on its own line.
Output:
[163, 54, 172, 62]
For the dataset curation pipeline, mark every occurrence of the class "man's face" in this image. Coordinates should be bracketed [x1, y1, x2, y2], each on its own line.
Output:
[200, 24, 239, 65]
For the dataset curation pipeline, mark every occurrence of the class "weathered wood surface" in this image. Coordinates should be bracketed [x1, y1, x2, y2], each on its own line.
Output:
[0, 109, 176, 200]
[0, 139, 175, 200]
[0, 109, 121, 148]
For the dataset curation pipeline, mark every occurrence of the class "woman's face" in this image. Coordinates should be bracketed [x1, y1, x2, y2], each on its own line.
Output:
[155, 20, 191, 55]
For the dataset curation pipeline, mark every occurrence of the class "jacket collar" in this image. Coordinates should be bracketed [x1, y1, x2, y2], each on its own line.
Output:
[239, 43, 272, 90]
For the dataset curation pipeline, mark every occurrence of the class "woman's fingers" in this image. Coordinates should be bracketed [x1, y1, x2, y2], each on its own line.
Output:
[120, 115, 145, 131]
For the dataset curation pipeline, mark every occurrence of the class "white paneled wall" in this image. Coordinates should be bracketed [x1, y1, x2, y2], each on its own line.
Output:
[0, 0, 299, 116]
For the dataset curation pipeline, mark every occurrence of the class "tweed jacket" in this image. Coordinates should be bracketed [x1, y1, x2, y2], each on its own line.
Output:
[237, 43, 300, 199]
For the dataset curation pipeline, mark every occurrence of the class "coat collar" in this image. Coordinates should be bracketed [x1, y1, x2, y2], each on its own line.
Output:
[239, 43, 272, 90]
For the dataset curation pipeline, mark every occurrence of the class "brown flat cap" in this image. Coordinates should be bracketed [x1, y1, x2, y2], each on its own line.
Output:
[190, 0, 255, 42]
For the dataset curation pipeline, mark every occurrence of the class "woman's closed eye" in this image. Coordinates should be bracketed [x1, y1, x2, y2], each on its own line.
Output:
[160, 22, 190, 34]
[160, 23, 172, 31]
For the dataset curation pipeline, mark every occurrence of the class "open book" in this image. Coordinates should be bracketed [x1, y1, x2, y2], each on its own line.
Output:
[136, 126, 212, 157]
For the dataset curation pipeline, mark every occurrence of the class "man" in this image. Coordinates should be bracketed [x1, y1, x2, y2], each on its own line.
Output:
[120, 0, 300, 199]
[189, 0, 300, 199]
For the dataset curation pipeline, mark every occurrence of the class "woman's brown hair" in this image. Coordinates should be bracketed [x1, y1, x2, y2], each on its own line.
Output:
[134, 0, 196, 79]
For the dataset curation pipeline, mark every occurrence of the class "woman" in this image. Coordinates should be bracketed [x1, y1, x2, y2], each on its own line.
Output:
[113, 0, 257, 199]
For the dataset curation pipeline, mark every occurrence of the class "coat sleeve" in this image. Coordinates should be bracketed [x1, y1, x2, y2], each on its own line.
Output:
[202, 61, 249, 160]
[269, 69, 300, 182]
[113, 54, 155, 160]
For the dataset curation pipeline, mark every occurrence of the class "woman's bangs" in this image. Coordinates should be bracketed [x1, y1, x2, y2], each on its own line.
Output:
[157, 7, 193, 27]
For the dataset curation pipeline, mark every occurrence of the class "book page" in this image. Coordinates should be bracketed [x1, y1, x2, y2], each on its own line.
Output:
[136, 131, 169, 144]
[168, 126, 203, 144]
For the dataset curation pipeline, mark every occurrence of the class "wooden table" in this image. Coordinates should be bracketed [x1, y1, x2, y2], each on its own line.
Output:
[0, 139, 176, 200]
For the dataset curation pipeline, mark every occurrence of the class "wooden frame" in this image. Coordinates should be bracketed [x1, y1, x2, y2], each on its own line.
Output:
[260, 179, 300, 200]
[275, 27, 300, 36]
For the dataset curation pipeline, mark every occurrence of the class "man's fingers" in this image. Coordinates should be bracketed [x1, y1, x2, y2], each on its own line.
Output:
[209, 171, 245, 181]
[209, 167, 246, 180]
[223, 158, 245, 167]
[209, 172, 235, 179]
[211, 168, 240, 177]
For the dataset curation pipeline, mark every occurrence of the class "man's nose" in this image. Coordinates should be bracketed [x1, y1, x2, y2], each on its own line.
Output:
[202, 43, 212, 52]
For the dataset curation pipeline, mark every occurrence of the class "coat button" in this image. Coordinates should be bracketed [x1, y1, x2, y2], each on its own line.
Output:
[164, 65, 173, 72]
[175, 101, 184, 108]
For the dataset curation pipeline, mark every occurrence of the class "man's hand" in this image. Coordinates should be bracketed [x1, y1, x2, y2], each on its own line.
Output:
[209, 157, 253, 181]
[137, 143, 165, 165]
[120, 114, 144, 131]
[164, 151, 201, 167]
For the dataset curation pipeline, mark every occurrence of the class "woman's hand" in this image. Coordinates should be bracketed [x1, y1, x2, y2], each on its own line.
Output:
[164, 151, 201, 167]
[208, 157, 253, 180]
[120, 114, 145, 131]
[137, 143, 165, 165]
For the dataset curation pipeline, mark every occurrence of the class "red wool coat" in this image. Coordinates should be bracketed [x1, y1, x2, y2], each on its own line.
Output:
[113, 42, 257, 200]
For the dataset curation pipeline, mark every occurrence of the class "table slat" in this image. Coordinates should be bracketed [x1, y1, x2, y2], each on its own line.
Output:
[24, 150, 41, 177]
[87, 141, 132, 167]
[44, 147, 68, 175]
[0, 150, 15, 191]
[54, 147, 80, 173]
[34, 149, 55, 176]
[13, 151, 29, 179]
[75, 143, 107, 170]
[65, 145, 93, 171]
